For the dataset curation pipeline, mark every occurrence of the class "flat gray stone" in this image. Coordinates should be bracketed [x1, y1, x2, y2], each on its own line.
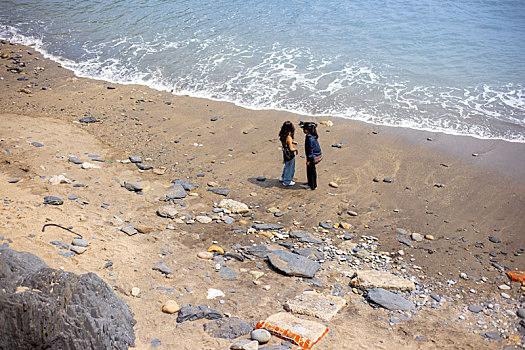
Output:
[253, 224, 284, 231]
[468, 304, 483, 313]
[267, 250, 321, 278]
[289, 230, 321, 244]
[397, 237, 413, 247]
[43, 196, 63, 205]
[165, 183, 187, 200]
[172, 179, 199, 191]
[68, 156, 83, 164]
[152, 262, 172, 275]
[8, 178, 19, 183]
[208, 187, 230, 196]
[122, 182, 142, 192]
[204, 317, 252, 339]
[121, 226, 138, 236]
[136, 163, 152, 170]
[244, 245, 273, 258]
[367, 288, 414, 311]
[129, 156, 142, 163]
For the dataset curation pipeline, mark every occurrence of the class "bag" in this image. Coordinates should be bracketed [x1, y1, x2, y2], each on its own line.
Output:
[282, 144, 295, 162]
[312, 154, 322, 164]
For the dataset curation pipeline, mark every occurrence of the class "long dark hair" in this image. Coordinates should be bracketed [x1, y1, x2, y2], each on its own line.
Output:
[303, 122, 318, 138]
[279, 121, 295, 142]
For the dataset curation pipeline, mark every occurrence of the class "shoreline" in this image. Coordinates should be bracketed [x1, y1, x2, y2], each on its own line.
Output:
[3, 37, 525, 146]
[1, 40, 525, 349]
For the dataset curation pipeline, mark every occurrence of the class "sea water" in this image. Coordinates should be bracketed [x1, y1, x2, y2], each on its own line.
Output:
[1, 0, 524, 142]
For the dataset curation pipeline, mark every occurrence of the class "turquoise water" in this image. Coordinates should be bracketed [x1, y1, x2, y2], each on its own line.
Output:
[1, 0, 524, 141]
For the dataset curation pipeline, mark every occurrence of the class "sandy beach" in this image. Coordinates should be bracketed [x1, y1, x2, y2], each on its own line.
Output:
[1, 40, 525, 349]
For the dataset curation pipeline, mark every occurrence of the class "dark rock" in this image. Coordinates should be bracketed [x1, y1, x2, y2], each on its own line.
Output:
[136, 163, 152, 170]
[488, 236, 501, 244]
[129, 156, 142, 163]
[8, 178, 19, 183]
[68, 195, 78, 200]
[430, 294, 441, 302]
[71, 154, 87, 165]
[171, 179, 198, 191]
[372, 177, 379, 182]
[318, 222, 331, 229]
[176, 304, 222, 323]
[484, 331, 501, 341]
[208, 187, 230, 196]
[267, 250, 321, 278]
[383, 178, 392, 183]
[122, 182, 143, 192]
[0, 247, 135, 349]
[43, 196, 63, 205]
[164, 183, 187, 200]
[78, 117, 99, 123]
[224, 252, 244, 262]
[31, 142, 44, 147]
[294, 247, 323, 260]
[367, 288, 414, 311]
[517, 308, 525, 319]
[107, 86, 116, 90]
[152, 262, 172, 275]
[210, 116, 218, 121]
[256, 176, 266, 181]
[244, 245, 273, 258]
[58, 251, 76, 258]
[203, 317, 252, 339]
[253, 224, 284, 231]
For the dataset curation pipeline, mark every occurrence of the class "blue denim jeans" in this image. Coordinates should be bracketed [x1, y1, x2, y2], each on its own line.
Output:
[281, 156, 295, 184]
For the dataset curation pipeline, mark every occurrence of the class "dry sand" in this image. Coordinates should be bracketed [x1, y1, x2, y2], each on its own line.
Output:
[1, 40, 525, 349]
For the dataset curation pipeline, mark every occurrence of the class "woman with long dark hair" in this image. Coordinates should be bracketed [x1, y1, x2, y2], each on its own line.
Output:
[302, 122, 322, 190]
[279, 121, 298, 186]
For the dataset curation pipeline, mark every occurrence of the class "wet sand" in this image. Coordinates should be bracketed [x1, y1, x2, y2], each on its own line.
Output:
[1, 40, 524, 349]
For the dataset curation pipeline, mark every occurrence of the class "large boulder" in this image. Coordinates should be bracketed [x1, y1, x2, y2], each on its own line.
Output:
[0, 247, 136, 350]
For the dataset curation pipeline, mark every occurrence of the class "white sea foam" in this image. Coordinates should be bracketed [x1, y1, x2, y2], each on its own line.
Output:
[1, 24, 524, 143]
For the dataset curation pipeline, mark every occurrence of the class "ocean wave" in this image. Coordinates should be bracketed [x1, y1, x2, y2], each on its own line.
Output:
[1, 25, 524, 143]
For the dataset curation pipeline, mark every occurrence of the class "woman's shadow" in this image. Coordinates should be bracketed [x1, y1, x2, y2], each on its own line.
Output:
[247, 177, 305, 190]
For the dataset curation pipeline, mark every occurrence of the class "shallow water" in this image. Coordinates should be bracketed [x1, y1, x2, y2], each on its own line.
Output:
[1, 0, 524, 141]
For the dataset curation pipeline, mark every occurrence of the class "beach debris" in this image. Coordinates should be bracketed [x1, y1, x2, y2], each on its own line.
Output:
[506, 271, 525, 284]
[256, 312, 328, 349]
[284, 291, 346, 321]
[208, 245, 225, 254]
[207, 288, 225, 299]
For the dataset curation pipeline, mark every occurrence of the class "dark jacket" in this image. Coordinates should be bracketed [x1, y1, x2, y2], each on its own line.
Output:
[305, 134, 322, 161]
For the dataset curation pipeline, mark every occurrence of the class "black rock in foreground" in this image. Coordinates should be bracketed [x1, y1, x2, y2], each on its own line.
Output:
[0, 247, 136, 350]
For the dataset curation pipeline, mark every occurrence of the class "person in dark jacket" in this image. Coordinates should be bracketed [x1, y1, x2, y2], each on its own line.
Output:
[301, 122, 322, 190]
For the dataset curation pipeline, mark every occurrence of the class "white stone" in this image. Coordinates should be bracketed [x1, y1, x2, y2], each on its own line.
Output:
[196, 216, 212, 224]
[207, 288, 225, 299]
[218, 199, 250, 214]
